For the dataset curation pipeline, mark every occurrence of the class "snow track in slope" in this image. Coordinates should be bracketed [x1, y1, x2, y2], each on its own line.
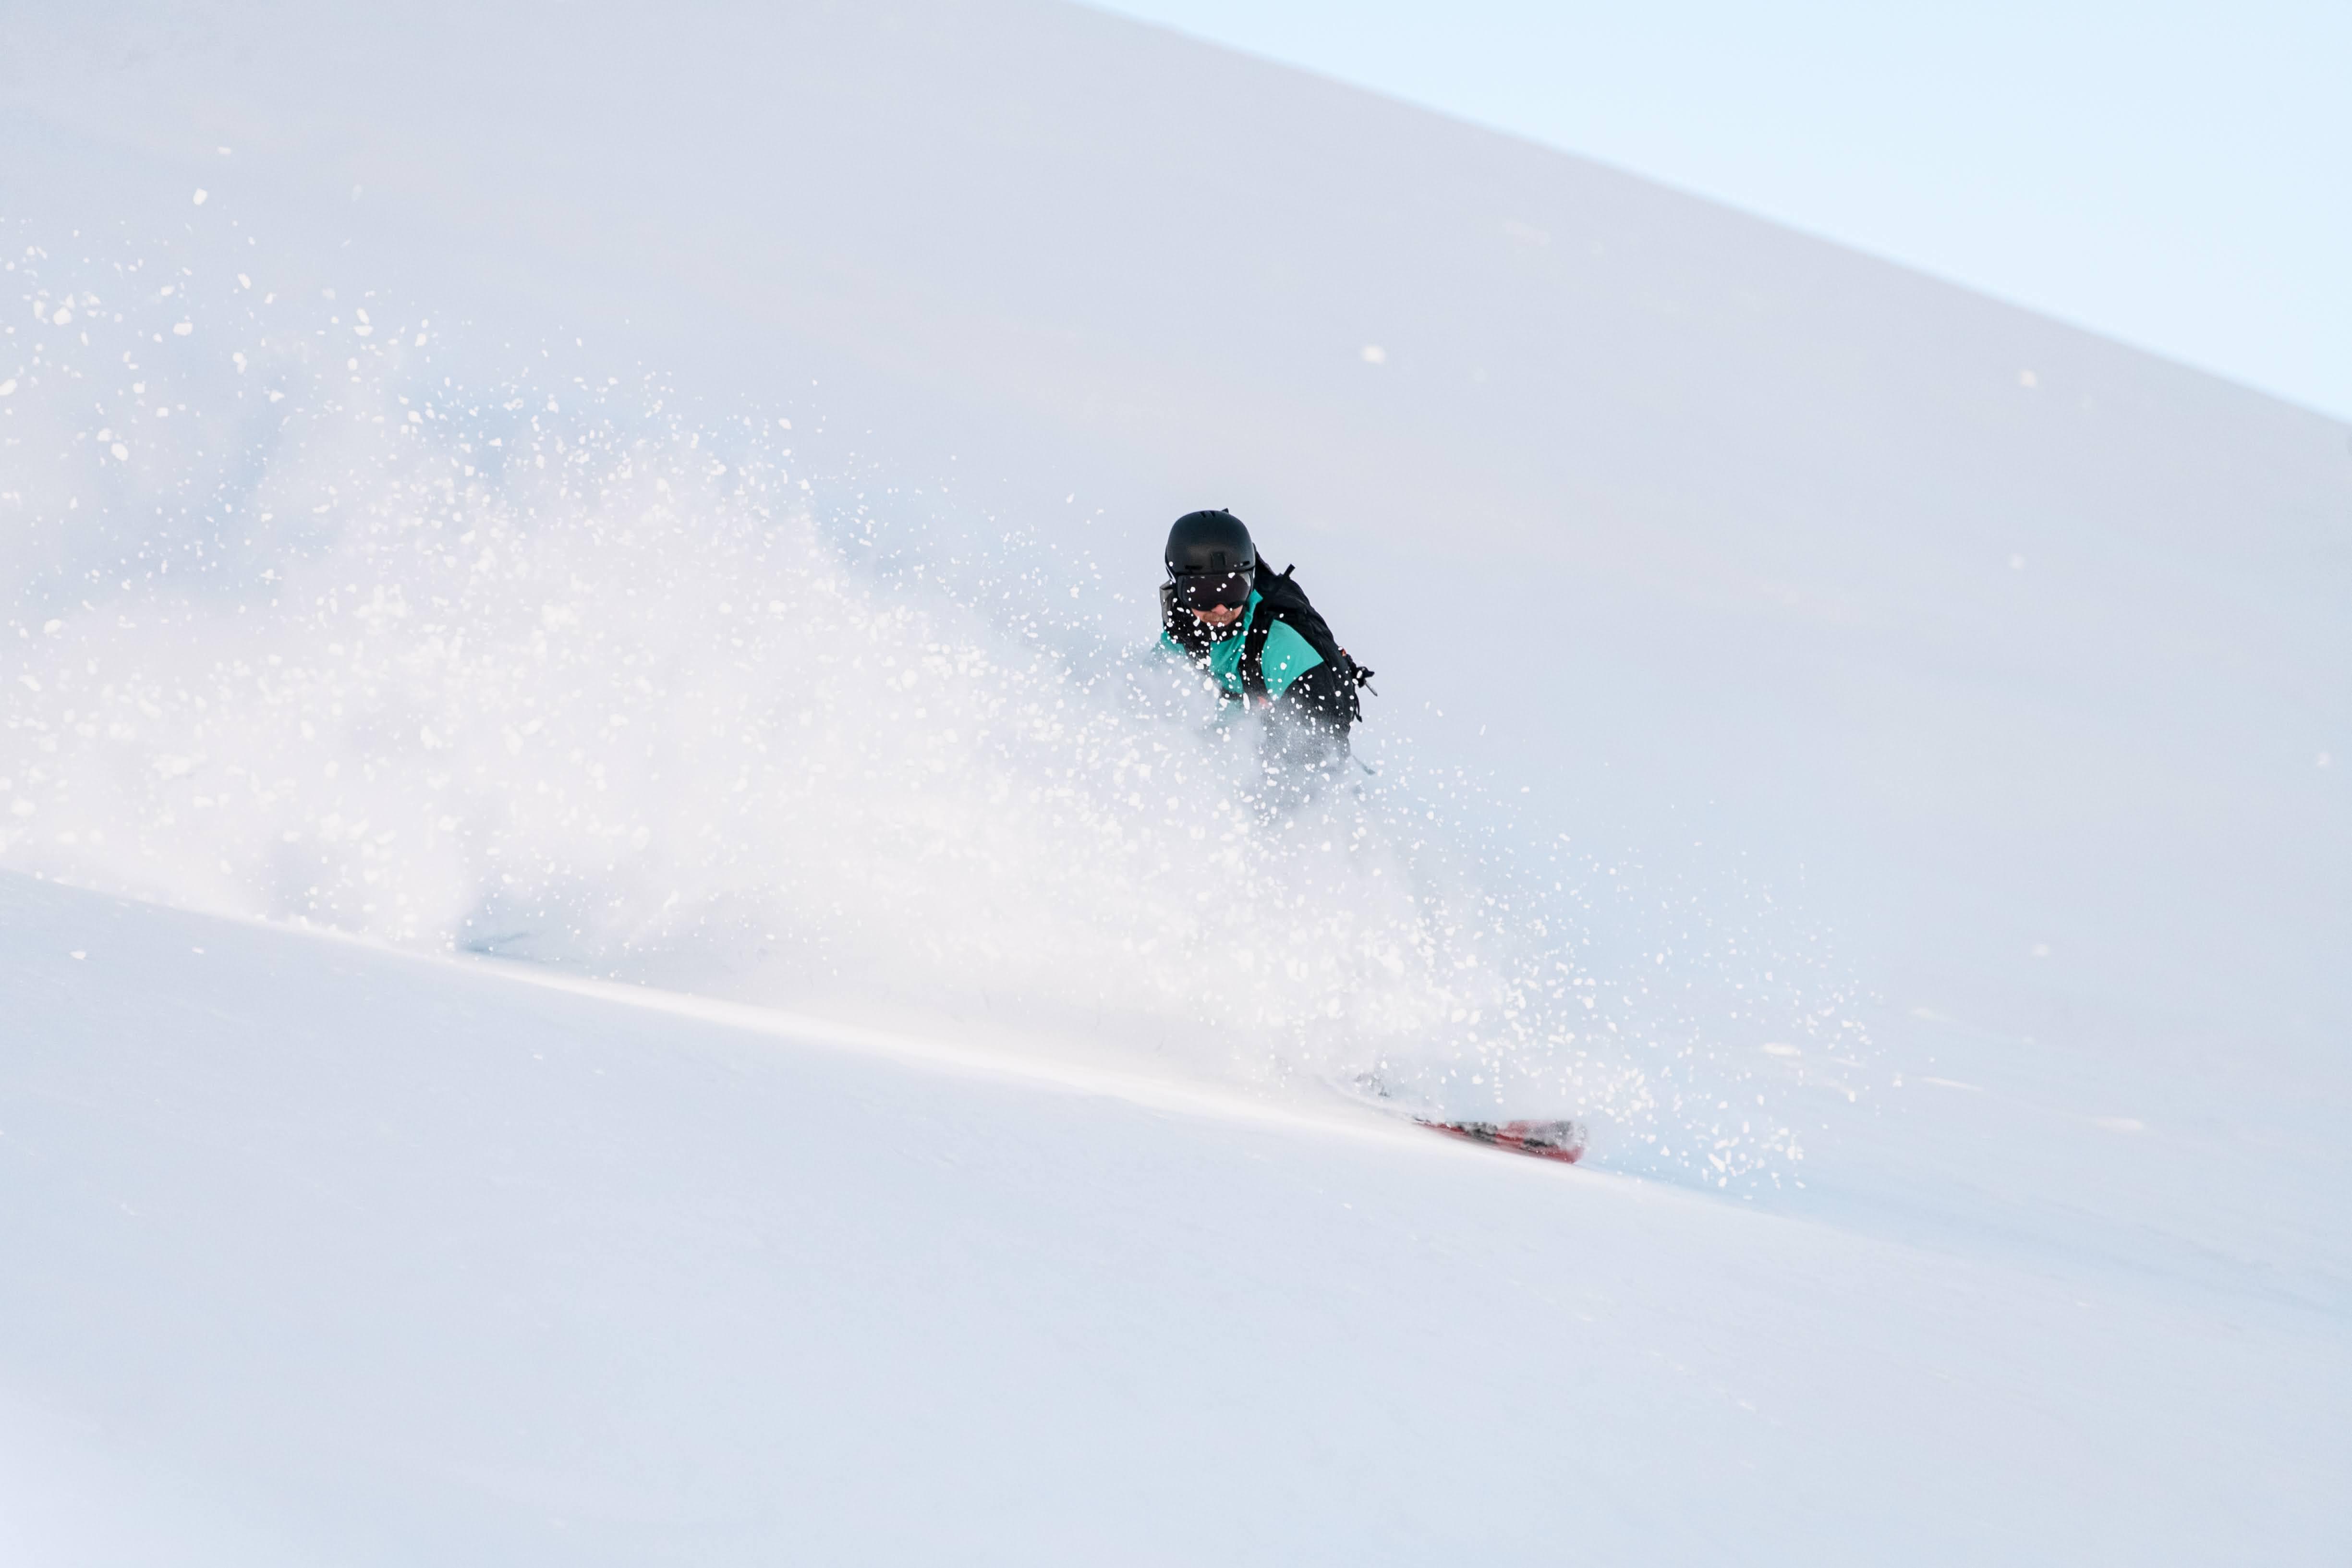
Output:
[3, 870, 2341, 1566]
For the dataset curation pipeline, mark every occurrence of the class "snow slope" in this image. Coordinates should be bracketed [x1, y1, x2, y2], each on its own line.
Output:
[2, 0, 2348, 1558]
[5, 874, 2344, 1564]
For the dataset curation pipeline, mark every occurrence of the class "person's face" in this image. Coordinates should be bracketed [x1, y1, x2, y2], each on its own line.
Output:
[1173, 570, 1251, 632]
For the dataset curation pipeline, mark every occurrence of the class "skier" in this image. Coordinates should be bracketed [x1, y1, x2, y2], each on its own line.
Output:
[1157, 508, 1370, 781]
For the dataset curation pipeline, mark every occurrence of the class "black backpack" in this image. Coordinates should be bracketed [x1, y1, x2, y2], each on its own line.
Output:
[1241, 560, 1375, 723]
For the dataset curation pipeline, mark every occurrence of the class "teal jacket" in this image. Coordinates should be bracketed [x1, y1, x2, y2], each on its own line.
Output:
[1158, 590, 1325, 702]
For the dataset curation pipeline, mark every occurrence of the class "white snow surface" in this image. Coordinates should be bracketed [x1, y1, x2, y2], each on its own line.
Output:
[1, 0, 2347, 1560]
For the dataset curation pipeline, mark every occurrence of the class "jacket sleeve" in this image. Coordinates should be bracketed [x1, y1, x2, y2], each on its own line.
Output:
[1242, 583, 1363, 780]
[1275, 656, 1354, 732]
[1262, 657, 1354, 778]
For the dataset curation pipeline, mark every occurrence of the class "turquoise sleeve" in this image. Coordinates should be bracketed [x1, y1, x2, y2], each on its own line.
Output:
[1257, 619, 1325, 699]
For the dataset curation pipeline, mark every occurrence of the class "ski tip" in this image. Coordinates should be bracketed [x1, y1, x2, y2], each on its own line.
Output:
[1414, 1117, 1588, 1165]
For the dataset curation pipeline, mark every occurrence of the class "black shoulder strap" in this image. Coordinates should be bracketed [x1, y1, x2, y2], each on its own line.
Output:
[1240, 571, 1285, 697]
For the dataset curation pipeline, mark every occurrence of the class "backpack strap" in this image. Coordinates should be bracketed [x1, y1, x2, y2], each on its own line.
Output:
[1238, 567, 1292, 700]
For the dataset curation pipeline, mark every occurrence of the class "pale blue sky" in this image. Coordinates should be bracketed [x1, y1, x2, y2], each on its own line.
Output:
[1091, 0, 2350, 420]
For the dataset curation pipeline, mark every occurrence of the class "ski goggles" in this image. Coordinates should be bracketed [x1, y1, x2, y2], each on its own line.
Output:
[1170, 570, 1252, 613]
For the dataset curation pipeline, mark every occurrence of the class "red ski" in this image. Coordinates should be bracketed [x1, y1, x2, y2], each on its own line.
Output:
[1414, 1116, 1587, 1164]
[1333, 1074, 1588, 1165]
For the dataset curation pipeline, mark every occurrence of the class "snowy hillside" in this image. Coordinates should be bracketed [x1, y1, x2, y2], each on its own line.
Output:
[6, 872, 2341, 1564]
[2, 0, 2347, 1560]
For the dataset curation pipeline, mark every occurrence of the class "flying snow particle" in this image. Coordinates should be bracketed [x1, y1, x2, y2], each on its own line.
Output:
[1361, 344, 1387, 365]
[0, 379, 14, 397]
[193, 189, 208, 206]
[173, 322, 192, 336]
[2018, 369, 2038, 389]
[110, 442, 128, 461]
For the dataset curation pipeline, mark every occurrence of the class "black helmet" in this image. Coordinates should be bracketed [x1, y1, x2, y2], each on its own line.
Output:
[1164, 509, 1256, 579]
